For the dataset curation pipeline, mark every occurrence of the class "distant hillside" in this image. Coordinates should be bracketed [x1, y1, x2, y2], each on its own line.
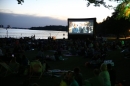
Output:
[30, 25, 68, 31]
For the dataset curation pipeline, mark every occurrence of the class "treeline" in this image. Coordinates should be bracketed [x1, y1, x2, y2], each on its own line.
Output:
[30, 25, 68, 31]
[96, 10, 130, 39]
[0, 25, 4, 28]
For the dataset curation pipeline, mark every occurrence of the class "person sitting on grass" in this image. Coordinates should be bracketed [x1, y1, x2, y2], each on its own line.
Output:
[21, 54, 29, 67]
[99, 63, 111, 86]
[29, 56, 44, 73]
[60, 71, 79, 86]
[42, 60, 50, 72]
[9, 56, 19, 73]
[18, 55, 29, 76]
[73, 67, 83, 86]
[85, 69, 104, 86]
[37, 48, 45, 62]
[60, 73, 69, 86]
[0, 47, 3, 56]
[67, 71, 79, 86]
[24, 56, 45, 76]
[107, 64, 116, 86]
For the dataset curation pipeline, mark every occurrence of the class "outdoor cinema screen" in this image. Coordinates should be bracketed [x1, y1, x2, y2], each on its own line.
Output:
[68, 18, 96, 35]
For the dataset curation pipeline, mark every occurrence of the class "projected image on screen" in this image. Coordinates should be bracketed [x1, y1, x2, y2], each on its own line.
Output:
[69, 21, 93, 34]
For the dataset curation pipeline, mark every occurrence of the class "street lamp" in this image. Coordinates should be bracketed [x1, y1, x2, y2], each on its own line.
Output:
[6, 25, 10, 38]
[50, 33, 51, 37]
[63, 33, 65, 39]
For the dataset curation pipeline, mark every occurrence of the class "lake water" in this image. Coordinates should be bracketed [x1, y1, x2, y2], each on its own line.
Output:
[0, 28, 68, 39]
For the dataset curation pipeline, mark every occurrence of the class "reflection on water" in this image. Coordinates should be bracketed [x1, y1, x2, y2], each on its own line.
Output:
[0, 28, 68, 39]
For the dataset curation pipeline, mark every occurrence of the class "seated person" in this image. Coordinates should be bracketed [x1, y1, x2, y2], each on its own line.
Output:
[91, 54, 99, 61]
[21, 54, 29, 67]
[29, 56, 46, 74]
[60, 71, 79, 86]
[115, 45, 121, 50]
[68, 71, 79, 86]
[9, 57, 19, 73]
[18, 55, 29, 75]
[37, 48, 45, 61]
[70, 47, 77, 55]
[54, 52, 59, 60]
[99, 63, 111, 86]
[0, 48, 3, 56]
[54, 50, 63, 60]
[43, 60, 50, 72]
[107, 64, 116, 86]
[60, 73, 69, 86]
[73, 67, 83, 86]
[85, 69, 104, 86]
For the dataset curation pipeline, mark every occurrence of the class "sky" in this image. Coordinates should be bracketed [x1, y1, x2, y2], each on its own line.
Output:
[0, 0, 120, 28]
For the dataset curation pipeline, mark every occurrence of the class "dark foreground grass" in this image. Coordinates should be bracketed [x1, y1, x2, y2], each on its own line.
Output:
[0, 49, 130, 86]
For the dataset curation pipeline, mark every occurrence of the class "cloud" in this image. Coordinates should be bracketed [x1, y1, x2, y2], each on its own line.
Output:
[0, 9, 14, 13]
[0, 12, 67, 28]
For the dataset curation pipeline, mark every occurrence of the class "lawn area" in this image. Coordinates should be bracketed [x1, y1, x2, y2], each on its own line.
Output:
[0, 40, 130, 86]
[0, 48, 130, 86]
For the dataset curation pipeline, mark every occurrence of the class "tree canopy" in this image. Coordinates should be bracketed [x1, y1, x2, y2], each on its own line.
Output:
[85, 0, 130, 20]
[86, 0, 123, 8]
[96, 8, 130, 39]
[115, 1, 130, 20]
[17, 0, 24, 4]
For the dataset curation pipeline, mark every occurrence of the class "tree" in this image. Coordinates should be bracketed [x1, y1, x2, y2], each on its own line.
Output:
[7, 25, 10, 28]
[115, 1, 130, 20]
[85, 0, 123, 8]
[97, 8, 130, 39]
[85, 0, 130, 20]
[17, 0, 24, 4]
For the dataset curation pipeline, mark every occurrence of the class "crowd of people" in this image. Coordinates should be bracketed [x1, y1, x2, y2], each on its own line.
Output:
[60, 64, 115, 86]
[0, 37, 130, 86]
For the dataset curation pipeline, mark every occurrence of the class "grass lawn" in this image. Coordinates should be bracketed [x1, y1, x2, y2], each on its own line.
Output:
[0, 48, 130, 86]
